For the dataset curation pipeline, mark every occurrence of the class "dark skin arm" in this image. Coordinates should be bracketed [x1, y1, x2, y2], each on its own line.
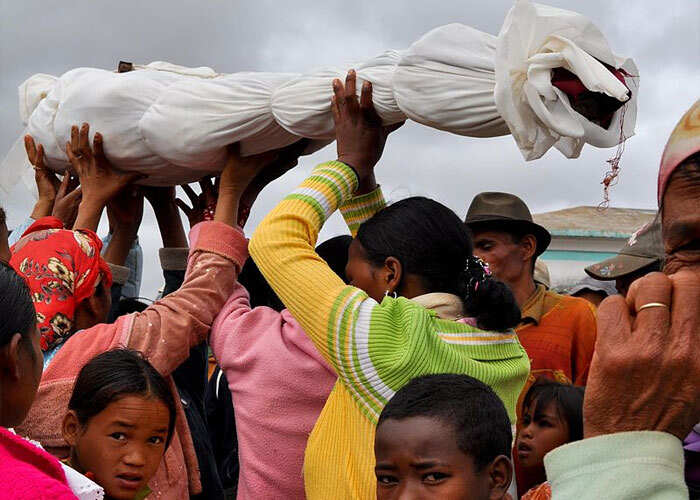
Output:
[24, 136, 60, 219]
[145, 186, 188, 248]
[102, 188, 144, 267]
[332, 69, 403, 193]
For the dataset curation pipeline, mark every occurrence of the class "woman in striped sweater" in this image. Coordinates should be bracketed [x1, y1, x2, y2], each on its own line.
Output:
[249, 71, 531, 499]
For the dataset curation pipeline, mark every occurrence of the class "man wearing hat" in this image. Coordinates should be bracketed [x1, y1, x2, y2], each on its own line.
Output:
[585, 219, 663, 297]
[466, 192, 598, 496]
[464, 192, 597, 387]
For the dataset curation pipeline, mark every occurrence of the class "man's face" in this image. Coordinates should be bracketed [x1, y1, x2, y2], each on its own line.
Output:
[662, 173, 700, 277]
[471, 230, 530, 286]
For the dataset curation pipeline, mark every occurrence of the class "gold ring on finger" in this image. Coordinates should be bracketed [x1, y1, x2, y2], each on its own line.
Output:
[636, 302, 669, 313]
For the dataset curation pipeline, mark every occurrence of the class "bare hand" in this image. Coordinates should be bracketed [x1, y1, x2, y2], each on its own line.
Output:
[51, 173, 82, 228]
[213, 144, 280, 227]
[237, 139, 309, 227]
[218, 144, 278, 196]
[65, 123, 144, 206]
[25, 135, 61, 219]
[176, 178, 219, 228]
[585, 271, 700, 440]
[331, 70, 403, 184]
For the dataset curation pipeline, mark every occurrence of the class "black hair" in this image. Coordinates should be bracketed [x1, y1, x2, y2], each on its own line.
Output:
[378, 374, 512, 470]
[68, 349, 177, 448]
[521, 378, 584, 442]
[357, 197, 520, 331]
[116, 297, 149, 315]
[0, 262, 37, 353]
[243, 235, 353, 312]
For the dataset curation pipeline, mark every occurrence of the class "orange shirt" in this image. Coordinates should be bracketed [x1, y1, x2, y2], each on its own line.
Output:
[521, 482, 551, 500]
[516, 285, 597, 387]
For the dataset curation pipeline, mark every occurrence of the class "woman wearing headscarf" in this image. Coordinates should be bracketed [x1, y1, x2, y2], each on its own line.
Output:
[12, 123, 297, 499]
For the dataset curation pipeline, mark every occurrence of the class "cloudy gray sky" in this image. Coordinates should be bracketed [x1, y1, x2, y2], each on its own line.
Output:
[1, 0, 699, 297]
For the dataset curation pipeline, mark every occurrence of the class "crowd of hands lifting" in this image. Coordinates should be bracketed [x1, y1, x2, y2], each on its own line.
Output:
[20, 70, 700, 446]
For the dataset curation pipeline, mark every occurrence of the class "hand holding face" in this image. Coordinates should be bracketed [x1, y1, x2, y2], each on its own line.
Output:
[585, 271, 700, 440]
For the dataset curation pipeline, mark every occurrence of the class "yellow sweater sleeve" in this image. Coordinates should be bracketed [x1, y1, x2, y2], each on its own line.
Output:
[338, 186, 386, 237]
[249, 161, 360, 363]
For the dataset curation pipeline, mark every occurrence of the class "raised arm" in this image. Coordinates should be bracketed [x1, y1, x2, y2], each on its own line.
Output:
[117, 146, 285, 375]
[250, 70, 402, 364]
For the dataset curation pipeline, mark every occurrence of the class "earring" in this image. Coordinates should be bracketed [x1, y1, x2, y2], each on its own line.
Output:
[384, 290, 398, 299]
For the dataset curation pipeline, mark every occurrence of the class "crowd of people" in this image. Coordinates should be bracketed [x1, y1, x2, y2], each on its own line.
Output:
[0, 71, 697, 500]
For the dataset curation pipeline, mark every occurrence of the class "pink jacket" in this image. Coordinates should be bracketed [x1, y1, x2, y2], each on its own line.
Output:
[17, 221, 248, 499]
[0, 426, 77, 499]
[210, 283, 336, 499]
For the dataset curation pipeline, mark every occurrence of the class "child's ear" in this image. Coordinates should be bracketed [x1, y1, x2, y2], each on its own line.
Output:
[62, 410, 81, 447]
[487, 455, 513, 499]
[0, 333, 23, 381]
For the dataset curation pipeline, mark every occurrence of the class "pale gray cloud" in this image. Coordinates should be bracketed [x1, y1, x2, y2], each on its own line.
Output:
[1, 0, 698, 297]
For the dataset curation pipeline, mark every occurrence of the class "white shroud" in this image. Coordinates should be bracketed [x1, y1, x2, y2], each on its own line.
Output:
[5, 0, 638, 190]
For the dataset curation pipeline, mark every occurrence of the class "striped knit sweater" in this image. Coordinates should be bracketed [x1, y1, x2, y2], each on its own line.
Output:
[250, 161, 530, 499]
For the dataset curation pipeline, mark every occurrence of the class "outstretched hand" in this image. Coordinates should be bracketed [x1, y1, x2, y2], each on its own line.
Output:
[331, 70, 403, 186]
[69, 123, 144, 231]
[25, 135, 61, 219]
[66, 123, 144, 207]
[51, 173, 82, 228]
[585, 271, 700, 440]
[176, 178, 219, 228]
[237, 139, 309, 227]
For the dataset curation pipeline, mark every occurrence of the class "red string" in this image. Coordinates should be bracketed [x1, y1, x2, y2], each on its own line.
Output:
[598, 103, 628, 211]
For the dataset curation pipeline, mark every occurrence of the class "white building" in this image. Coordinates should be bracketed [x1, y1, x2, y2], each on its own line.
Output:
[533, 206, 656, 289]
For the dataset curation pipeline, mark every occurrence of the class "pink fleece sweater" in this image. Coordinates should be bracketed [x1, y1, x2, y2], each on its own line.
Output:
[17, 221, 248, 499]
[210, 283, 336, 500]
[0, 426, 77, 499]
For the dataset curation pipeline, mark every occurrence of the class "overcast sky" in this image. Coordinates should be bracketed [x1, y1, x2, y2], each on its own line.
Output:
[1, 0, 699, 297]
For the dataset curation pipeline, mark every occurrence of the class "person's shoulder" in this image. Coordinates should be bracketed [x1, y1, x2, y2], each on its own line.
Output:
[0, 434, 74, 499]
[547, 290, 597, 316]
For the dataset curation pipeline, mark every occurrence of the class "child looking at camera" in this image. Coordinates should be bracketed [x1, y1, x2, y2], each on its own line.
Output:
[374, 374, 514, 500]
[62, 349, 176, 500]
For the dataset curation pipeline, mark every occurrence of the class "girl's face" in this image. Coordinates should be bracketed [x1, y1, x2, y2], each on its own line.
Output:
[64, 395, 170, 500]
[516, 398, 570, 469]
[346, 239, 390, 303]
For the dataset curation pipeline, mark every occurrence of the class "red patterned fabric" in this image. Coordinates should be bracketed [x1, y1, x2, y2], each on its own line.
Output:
[9, 216, 112, 351]
[521, 482, 551, 500]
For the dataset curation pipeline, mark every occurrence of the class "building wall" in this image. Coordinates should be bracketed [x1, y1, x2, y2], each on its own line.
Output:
[541, 235, 625, 288]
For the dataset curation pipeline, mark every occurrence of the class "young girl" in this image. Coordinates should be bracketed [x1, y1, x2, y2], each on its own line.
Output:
[515, 379, 584, 499]
[62, 349, 176, 500]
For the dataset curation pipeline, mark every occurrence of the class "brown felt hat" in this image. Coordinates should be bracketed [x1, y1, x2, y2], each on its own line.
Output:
[464, 192, 552, 257]
[585, 219, 663, 280]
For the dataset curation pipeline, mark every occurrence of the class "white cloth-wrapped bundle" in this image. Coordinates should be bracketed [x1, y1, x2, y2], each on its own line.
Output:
[6, 0, 638, 189]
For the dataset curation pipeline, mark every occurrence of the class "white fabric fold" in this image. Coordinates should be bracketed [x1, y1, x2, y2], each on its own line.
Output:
[4, 0, 638, 190]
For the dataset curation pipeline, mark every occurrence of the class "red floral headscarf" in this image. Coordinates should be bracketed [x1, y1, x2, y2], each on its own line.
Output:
[9, 216, 112, 351]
